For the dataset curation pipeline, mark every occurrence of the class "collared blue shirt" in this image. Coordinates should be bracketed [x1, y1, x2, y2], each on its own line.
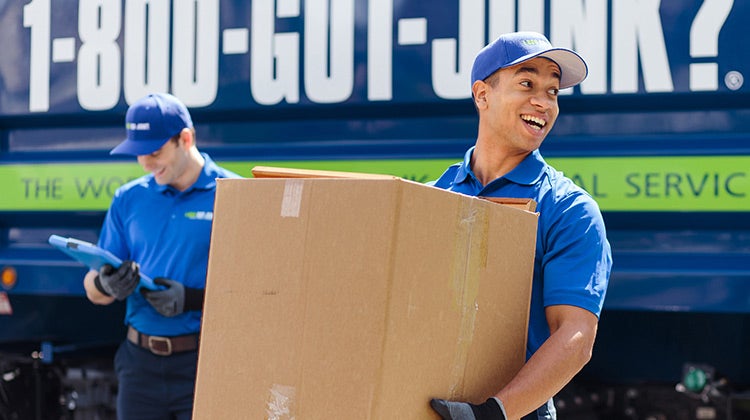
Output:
[98, 154, 241, 336]
[432, 147, 612, 358]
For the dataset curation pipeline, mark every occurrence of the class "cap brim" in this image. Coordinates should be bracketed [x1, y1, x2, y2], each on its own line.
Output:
[508, 48, 588, 89]
[110, 138, 170, 156]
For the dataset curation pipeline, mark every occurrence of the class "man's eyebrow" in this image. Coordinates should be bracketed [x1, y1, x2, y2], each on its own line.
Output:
[514, 66, 538, 77]
[514, 65, 562, 80]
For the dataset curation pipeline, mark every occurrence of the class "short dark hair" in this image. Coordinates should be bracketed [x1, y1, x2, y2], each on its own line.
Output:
[169, 127, 197, 145]
[483, 71, 501, 87]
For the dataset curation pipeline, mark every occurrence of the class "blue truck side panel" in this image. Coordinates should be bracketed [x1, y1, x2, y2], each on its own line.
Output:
[0, 3, 749, 415]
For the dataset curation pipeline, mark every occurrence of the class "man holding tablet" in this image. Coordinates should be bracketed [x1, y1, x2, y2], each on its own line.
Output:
[82, 93, 240, 419]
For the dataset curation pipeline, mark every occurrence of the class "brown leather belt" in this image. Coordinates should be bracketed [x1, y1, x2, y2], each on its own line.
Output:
[127, 326, 199, 356]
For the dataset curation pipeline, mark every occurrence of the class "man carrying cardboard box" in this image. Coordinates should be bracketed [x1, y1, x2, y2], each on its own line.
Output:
[429, 32, 612, 420]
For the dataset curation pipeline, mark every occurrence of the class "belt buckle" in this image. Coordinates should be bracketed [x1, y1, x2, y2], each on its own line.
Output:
[147, 335, 172, 356]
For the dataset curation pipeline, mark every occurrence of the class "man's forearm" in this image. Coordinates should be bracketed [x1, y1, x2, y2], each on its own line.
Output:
[496, 307, 598, 419]
[83, 270, 116, 305]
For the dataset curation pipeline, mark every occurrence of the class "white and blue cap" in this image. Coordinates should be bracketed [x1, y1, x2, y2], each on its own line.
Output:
[110, 93, 193, 156]
[471, 31, 588, 89]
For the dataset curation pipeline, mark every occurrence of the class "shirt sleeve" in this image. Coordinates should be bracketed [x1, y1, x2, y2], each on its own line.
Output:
[97, 190, 131, 262]
[540, 190, 612, 317]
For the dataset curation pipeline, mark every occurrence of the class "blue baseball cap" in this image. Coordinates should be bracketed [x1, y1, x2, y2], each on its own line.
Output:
[471, 31, 588, 89]
[110, 93, 193, 156]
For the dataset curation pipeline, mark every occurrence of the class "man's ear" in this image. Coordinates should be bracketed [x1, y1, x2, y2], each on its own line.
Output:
[178, 128, 194, 149]
[472, 80, 488, 109]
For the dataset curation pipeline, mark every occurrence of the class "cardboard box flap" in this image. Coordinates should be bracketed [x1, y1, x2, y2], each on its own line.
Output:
[253, 166, 538, 213]
[251, 165, 397, 180]
[481, 197, 537, 212]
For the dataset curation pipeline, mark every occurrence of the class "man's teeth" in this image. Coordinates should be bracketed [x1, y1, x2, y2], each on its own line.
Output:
[521, 115, 545, 128]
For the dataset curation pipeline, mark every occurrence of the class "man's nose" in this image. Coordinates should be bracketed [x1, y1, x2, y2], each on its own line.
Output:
[529, 90, 554, 111]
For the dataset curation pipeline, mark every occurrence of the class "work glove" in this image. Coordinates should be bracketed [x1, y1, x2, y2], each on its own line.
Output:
[95, 260, 140, 300]
[140, 278, 204, 317]
[430, 397, 507, 420]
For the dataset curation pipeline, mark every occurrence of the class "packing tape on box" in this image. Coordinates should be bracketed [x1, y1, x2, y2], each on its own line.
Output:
[447, 198, 488, 396]
[266, 384, 296, 419]
[281, 179, 304, 218]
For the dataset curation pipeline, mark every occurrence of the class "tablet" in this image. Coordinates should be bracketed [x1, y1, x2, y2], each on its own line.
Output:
[48, 235, 159, 290]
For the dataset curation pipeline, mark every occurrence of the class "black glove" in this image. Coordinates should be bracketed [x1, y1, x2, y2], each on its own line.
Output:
[430, 397, 507, 420]
[140, 278, 204, 317]
[95, 260, 140, 300]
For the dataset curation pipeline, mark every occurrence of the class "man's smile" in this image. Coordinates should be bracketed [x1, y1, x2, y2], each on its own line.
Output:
[521, 114, 547, 130]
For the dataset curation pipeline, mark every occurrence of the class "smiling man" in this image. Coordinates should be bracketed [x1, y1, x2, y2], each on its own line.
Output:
[82, 93, 240, 419]
[429, 32, 612, 420]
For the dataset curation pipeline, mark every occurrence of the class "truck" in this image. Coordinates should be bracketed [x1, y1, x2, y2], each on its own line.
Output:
[0, 0, 748, 418]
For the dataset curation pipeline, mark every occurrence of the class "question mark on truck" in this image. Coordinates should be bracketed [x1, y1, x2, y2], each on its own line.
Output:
[689, 0, 735, 91]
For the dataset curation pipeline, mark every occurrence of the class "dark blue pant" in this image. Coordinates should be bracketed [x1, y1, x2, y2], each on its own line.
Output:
[114, 340, 198, 420]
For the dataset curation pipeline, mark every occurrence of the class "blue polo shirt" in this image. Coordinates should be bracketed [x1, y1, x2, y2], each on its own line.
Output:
[98, 154, 241, 336]
[432, 148, 611, 358]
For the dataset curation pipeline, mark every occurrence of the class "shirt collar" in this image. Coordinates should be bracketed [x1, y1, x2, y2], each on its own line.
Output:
[504, 149, 547, 186]
[454, 147, 547, 187]
[453, 147, 476, 185]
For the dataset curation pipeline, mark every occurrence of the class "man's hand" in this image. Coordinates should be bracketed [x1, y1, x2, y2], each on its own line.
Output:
[140, 278, 185, 317]
[140, 278, 205, 317]
[95, 261, 140, 301]
[430, 397, 507, 420]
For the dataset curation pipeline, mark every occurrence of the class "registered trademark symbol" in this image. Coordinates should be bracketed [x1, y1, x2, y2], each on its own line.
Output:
[725, 71, 744, 90]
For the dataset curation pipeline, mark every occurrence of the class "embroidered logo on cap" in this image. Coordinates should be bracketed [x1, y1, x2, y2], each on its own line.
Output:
[521, 39, 545, 46]
[126, 122, 151, 130]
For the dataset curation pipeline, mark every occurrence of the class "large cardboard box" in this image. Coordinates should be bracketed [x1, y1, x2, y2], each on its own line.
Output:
[194, 174, 538, 419]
